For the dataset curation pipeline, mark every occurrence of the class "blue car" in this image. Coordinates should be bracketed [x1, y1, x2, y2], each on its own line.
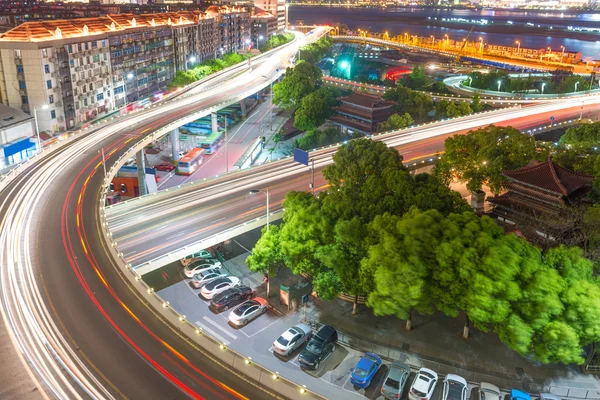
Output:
[350, 352, 382, 389]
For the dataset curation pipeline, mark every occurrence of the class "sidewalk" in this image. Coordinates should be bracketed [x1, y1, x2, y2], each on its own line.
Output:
[219, 227, 600, 400]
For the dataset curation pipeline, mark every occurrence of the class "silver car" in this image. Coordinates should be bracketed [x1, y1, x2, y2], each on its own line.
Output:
[228, 298, 269, 326]
[190, 269, 228, 289]
[381, 360, 411, 399]
[272, 323, 313, 356]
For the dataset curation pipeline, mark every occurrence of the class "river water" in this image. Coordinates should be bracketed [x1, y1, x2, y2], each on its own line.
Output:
[289, 6, 600, 58]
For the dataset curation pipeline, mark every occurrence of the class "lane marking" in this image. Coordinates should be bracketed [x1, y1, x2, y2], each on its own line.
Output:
[202, 316, 238, 340]
[194, 321, 230, 346]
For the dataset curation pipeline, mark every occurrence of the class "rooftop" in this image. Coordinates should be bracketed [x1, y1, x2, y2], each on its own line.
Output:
[0, 8, 246, 42]
[0, 104, 33, 130]
[337, 91, 396, 109]
[503, 159, 593, 197]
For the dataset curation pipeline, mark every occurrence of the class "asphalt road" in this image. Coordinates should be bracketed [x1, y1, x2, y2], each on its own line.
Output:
[0, 30, 323, 399]
[107, 101, 600, 269]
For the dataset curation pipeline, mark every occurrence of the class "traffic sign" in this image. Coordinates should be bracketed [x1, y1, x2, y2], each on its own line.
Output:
[550, 116, 555, 121]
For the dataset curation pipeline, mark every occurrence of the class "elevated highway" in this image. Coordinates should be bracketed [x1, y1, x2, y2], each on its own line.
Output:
[0, 29, 326, 400]
[106, 98, 600, 275]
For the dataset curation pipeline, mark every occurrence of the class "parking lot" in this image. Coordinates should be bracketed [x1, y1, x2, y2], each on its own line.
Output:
[158, 262, 486, 400]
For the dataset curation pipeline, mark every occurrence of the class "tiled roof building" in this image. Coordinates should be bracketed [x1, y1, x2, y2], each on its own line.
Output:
[328, 91, 396, 136]
[489, 158, 593, 243]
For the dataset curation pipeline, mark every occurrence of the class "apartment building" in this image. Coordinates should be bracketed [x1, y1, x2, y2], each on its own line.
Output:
[251, 11, 277, 47]
[0, 8, 247, 133]
[253, 0, 286, 33]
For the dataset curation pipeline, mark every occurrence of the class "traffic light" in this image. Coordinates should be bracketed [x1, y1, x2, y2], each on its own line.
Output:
[120, 183, 126, 193]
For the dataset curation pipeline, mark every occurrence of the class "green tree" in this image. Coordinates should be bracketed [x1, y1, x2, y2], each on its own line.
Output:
[376, 112, 414, 132]
[295, 127, 343, 151]
[471, 92, 483, 112]
[384, 85, 434, 123]
[560, 122, 600, 146]
[434, 125, 539, 193]
[533, 321, 584, 364]
[293, 87, 338, 131]
[246, 225, 284, 297]
[273, 62, 323, 109]
[312, 271, 343, 301]
[399, 65, 428, 90]
[435, 100, 472, 119]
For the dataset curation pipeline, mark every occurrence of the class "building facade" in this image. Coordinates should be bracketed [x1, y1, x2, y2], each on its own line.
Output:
[253, 0, 286, 33]
[0, 103, 35, 169]
[251, 11, 277, 48]
[329, 91, 396, 136]
[0, 8, 248, 133]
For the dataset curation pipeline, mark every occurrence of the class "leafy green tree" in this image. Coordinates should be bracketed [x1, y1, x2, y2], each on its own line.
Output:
[273, 62, 322, 109]
[435, 100, 472, 119]
[533, 321, 584, 364]
[471, 92, 483, 112]
[412, 173, 471, 215]
[293, 87, 338, 131]
[384, 85, 434, 123]
[295, 127, 343, 151]
[560, 122, 600, 146]
[246, 225, 284, 297]
[377, 113, 414, 132]
[434, 125, 539, 193]
[298, 36, 333, 64]
[312, 271, 343, 301]
[399, 65, 428, 90]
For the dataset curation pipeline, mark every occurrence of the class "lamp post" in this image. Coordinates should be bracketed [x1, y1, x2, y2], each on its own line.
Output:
[215, 113, 229, 173]
[444, 34, 449, 48]
[256, 35, 264, 49]
[575, 81, 580, 92]
[187, 56, 196, 71]
[125, 72, 135, 105]
[497, 80, 502, 92]
[479, 37, 483, 53]
[515, 40, 520, 54]
[560, 45, 565, 63]
[33, 104, 49, 152]
[467, 76, 472, 86]
[541, 82, 546, 94]
[245, 39, 251, 50]
[249, 188, 270, 297]
[430, 35, 435, 46]
[262, 69, 279, 131]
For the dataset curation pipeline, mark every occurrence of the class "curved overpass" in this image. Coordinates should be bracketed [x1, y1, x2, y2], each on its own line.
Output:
[0, 30, 323, 400]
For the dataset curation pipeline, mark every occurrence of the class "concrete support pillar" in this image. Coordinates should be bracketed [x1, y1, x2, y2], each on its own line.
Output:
[211, 112, 218, 134]
[239, 99, 247, 119]
[136, 150, 148, 197]
[170, 128, 180, 162]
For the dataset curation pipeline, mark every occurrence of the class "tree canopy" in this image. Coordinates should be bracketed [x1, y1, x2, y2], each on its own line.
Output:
[273, 62, 323, 109]
[383, 85, 434, 123]
[434, 125, 539, 193]
[377, 113, 414, 133]
[293, 87, 339, 131]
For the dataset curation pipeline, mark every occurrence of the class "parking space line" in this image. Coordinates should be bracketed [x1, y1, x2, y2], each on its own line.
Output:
[195, 321, 230, 346]
[246, 315, 282, 338]
[202, 316, 238, 340]
[318, 375, 360, 398]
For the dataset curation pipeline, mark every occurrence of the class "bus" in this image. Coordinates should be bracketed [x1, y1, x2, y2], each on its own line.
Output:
[177, 148, 205, 175]
[201, 131, 224, 154]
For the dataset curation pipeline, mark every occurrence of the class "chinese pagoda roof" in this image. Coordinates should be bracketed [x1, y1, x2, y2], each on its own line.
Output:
[337, 91, 396, 109]
[503, 159, 593, 197]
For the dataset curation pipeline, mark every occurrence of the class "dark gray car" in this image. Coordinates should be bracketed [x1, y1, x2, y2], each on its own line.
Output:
[381, 360, 411, 399]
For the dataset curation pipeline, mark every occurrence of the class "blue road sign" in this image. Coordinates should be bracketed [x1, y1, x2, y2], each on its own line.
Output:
[294, 148, 309, 166]
[302, 294, 309, 304]
[550, 116, 555, 121]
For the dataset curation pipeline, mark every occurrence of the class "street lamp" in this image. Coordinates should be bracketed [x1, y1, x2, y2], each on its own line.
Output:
[256, 35, 264, 49]
[560, 45, 565, 63]
[262, 69, 279, 131]
[444, 34, 449, 47]
[497, 80, 502, 92]
[249, 188, 269, 231]
[187, 56, 197, 71]
[515, 40, 520, 54]
[33, 104, 49, 151]
[541, 82, 546, 94]
[575, 81, 580, 92]
[479, 37, 483, 53]
[467, 76, 472, 86]
[215, 113, 229, 173]
[430, 35, 435, 46]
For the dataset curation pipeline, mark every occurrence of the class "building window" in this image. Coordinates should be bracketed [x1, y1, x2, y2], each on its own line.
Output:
[42, 48, 48, 57]
[114, 86, 124, 95]
[97, 93, 104, 101]
[68, 45, 73, 53]
[51, 110, 56, 119]
[77, 43, 82, 52]
[21, 96, 28, 104]
[70, 59, 75, 68]
[89, 83, 93, 91]
[84, 98, 88, 106]
[14, 49, 21, 58]
[84, 43, 89, 51]
[46, 80, 52, 89]
[18, 80, 26, 89]
[49, 95, 54, 104]
[93, 55, 100, 63]
[44, 64, 50, 74]
[16, 65, 24, 73]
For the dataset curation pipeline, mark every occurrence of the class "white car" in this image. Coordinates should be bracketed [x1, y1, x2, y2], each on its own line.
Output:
[180, 250, 213, 267]
[272, 323, 313, 356]
[228, 298, 269, 326]
[479, 383, 502, 400]
[200, 276, 240, 299]
[190, 269, 228, 289]
[443, 374, 467, 400]
[183, 259, 221, 278]
[408, 368, 438, 400]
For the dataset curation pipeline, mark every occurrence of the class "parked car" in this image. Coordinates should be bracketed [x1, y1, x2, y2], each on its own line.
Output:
[409, 368, 438, 400]
[479, 383, 502, 400]
[153, 162, 175, 172]
[228, 298, 269, 326]
[189, 269, 228, 289]
[298, 325, 338, 370]
[350, 352, 382, 389]
[180, 250, 214, 267]
[183, 259, 221, 278]
[209, 286, 254, 312]
[200, 276, 241, 299]
[272, 323, 313, 357]
[381, 360, 411, 399]
[443, 374, 468, 400]
[511, 390, 531, 400]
